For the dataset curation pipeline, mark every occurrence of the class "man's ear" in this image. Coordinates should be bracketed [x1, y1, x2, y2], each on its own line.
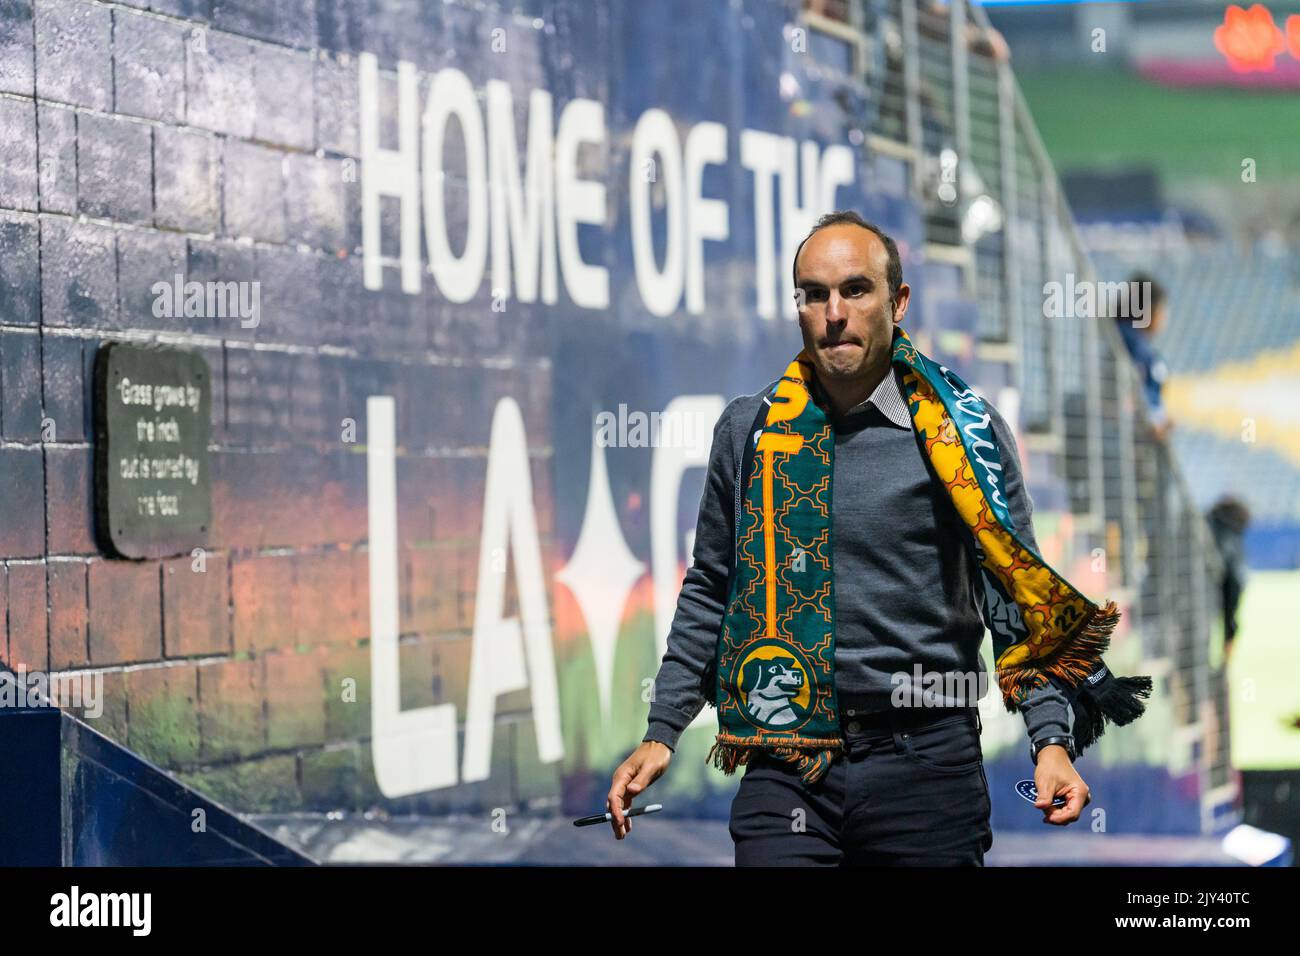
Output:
[891, 283, 912, 325]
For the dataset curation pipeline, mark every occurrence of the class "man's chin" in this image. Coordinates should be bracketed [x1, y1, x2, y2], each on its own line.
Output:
[816, 347, 861, 376]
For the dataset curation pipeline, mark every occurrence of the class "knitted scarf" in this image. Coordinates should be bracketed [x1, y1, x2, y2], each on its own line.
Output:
[706, 326, 1152, 785]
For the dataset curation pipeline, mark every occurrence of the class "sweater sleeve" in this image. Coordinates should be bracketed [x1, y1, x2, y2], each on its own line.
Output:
[985, 402, 1075, 748]
[642, 397, 744, 751]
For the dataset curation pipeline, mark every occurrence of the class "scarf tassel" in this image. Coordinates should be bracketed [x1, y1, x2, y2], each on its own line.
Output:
[997, 599, 1153, 754]
[708, 738, 845, 785]
[1071, 671, 1154, 751]
[706, 739, 750, 775]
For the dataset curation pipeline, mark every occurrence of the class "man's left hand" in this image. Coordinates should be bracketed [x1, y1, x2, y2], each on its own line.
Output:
[1033, 746, 1090, 825]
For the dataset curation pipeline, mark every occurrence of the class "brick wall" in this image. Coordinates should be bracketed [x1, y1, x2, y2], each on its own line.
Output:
[0, 0, 549, 815]
[0, 0, 890, 817]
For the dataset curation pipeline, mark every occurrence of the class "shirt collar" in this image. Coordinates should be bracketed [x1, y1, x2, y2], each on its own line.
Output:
[810, 366, 912, 430]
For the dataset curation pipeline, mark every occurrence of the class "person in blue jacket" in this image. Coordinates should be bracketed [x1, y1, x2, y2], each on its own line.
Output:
[1115, 273, 1173, 441]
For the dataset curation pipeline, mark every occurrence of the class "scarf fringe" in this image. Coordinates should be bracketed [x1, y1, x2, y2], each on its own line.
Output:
[996, 599, 1153, 752]
[996, 599, 1119, 704]
[708, 735, 846, 785]
[1071, 673, 1154, 749]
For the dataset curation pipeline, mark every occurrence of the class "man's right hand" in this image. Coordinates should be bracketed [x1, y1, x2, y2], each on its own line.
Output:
[606, 741, 673, 840]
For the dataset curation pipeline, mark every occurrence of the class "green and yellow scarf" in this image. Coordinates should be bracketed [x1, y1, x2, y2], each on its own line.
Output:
[706, 326, 1152, 784]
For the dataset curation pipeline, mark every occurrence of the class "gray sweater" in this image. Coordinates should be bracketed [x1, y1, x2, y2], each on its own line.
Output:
[642, 364, 1073, 751]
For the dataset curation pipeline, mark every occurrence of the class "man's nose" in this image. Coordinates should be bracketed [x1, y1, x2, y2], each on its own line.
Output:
[826, 292, 847, 324]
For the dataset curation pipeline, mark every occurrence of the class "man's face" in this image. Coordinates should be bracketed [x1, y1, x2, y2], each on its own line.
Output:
[793, 224, 909, 385]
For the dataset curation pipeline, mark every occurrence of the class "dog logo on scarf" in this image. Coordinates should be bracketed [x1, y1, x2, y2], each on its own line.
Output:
[734, 641, 814, 730]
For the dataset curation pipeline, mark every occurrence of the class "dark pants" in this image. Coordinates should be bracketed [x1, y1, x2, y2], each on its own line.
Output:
[729, 704, 992, 866]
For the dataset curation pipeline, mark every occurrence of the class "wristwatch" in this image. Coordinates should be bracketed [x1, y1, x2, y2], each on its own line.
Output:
[1030, 735, 1076, 765]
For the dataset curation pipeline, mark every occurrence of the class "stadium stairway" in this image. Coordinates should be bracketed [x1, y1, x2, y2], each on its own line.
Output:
[0, 671, 314, 866]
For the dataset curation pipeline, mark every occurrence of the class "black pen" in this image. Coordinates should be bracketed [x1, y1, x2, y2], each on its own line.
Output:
[573, 803, 664, 827]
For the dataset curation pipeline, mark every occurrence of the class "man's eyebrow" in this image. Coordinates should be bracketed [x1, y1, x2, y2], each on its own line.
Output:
[796, 274, 875, 287]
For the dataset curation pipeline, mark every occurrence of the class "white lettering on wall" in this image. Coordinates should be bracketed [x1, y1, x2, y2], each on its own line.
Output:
[367, 396, 459, 796]
[367, 395, 565, 794]
[555, 96, 609, 309]
[462, 398, 565, 783]
[359, 56, 421, 293]
[631, 108, 685, 318]
[487, 81, 558, 305]
[424, 66, 489, 303]
[685, 122, 730, 315]
[358, 56, 857, 317]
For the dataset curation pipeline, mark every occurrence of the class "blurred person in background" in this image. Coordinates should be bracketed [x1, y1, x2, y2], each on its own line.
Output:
[1206, 495, 1251, 661]
[1114, 273, 1173, 442]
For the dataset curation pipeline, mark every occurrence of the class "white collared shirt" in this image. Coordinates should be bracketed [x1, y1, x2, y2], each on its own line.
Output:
[812, 367, 911, 429]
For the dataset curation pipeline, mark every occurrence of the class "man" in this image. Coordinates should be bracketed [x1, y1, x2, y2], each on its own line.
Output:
[1114, 273, 1172, 442]
[1206, 495, 1250, 660]
[607, 211, 1116, 866]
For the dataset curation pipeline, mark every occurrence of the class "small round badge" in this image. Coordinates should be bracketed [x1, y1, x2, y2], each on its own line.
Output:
[1015, 779, 1067, 808]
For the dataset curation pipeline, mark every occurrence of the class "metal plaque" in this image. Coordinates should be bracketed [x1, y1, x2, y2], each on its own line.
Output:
[94, 343, 212, 559]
